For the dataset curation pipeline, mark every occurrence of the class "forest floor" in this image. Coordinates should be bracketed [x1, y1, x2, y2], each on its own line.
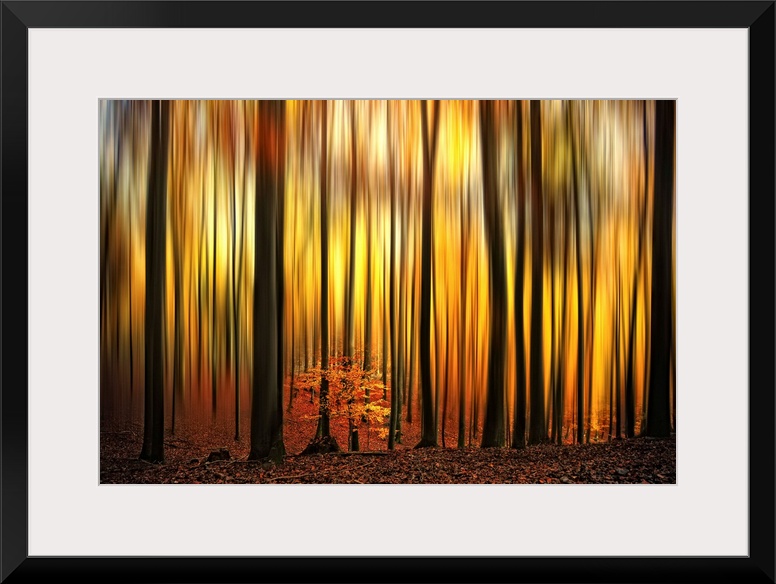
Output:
[101, 392, 676, 484]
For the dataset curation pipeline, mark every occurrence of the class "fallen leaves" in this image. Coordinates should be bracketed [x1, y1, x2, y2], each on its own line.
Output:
[101, 419, 675, 485]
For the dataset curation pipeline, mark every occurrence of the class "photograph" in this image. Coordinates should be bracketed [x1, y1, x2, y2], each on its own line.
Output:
[5, 1, 771, 580]
[99, 99, 676, 485]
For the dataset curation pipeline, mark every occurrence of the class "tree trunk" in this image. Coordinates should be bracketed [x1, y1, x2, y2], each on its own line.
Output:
[556, 185, 571, 444]
[480, 101, 507, 448]
[458, 191, 470, 449]
[528, 100, 547, 445]
[275, 101, 287, 449]
[569, 104, 586, 446]
[625, 101, 650, 438]
[512, 101, 528, 449]
[250, 101, 287, 462]
[234, 102, 247, 439]
[346, 102, 359, 451]
[304, 100, 340, 454]
[388, 103, 398, 450]
[644, 100, 675, 438]
[140, 100, 169, 463]
[416, 100, 440, 448]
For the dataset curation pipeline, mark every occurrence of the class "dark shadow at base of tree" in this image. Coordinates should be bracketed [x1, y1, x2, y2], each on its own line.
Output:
[138, 453, 164, 464]
[248, 441, 286, 464]
[414, 438, 438, 449]
[301, 435, 341, 455]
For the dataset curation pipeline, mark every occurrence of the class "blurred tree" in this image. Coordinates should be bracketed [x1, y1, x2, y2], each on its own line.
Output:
[416, 100, 440, 448]
[645, 100, 675, 438]
[480, 100, 507, 448]
[249, 101, 287, 462]
[528, 100, 548, 445]
[140, 100, 169, 463]
[303, 100, 340, 454]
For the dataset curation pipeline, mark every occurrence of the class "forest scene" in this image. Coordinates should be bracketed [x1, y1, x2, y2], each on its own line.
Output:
[100, 99, 676, 484]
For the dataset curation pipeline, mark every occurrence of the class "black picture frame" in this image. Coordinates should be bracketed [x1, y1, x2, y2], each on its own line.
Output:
[1, 2, 773, 582]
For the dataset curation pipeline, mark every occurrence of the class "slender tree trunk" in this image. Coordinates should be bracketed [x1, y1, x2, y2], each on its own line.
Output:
[363, 157, 373, 377]
[388, 103, 399, 450]
[382, 246, 388, 398]
[458, 187, 471, 449]
[288, 189, 298, 415]
[361, 130, 373, 433]
[625, 101, 650, 438]
[140, 99, 169, 463]
[275, 101, 287, 447]
[345, 102, 359, 451]
[433, 268, 442, 441]
[441, 319, 451, 448]
[304, 100, 339, 453]
[585, 138, 599, 442]
[528, 100, 547, 445]
[406, 252, 418, 424]
[570, 104, 586, 445]
[615, 261, 623, 439]
[556, 187, 571, 444]
[396, 183, 408, 442]
[234, 103, 248, 440]
[548, 173, 557, 443]
[512, 101, 528, 449]
[172, 222, 183, 435]
[416, 100, 440, 448]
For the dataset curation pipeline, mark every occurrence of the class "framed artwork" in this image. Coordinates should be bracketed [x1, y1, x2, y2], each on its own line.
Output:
[2, 1, 773, 582]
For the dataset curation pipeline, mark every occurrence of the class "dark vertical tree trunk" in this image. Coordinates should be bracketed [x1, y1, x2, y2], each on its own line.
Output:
[250, 101, 287, 462]
[615, 261, 623, 439]
[441, 319, 450, 448]
[512, 100, 528, 449]
[644, 100, 675, 438]
[479, 100, 507, 448]
[416, 100, 440, 448]
[288, 164, 298, 415]
[346, 102, 359, 451]
[234, 102, 247, 440]
[361, 115, 373, 437]
[388, 103, 398, 450]
[433, 266, 441, 440]
[396, 188, 408, 443]
[406, 255, 418, 424]
[382, 246, 388, 398]
[363, 153, 373, 378]
[275, 100, 287, 448]
[528, 100, 547, 445]
[304, 100, 339, 454]
[172, 206, 183, 436]
[140, 99, 169, 463]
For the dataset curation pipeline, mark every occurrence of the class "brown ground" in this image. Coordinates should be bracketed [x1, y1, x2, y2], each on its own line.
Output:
[100, 414, 675, 485]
